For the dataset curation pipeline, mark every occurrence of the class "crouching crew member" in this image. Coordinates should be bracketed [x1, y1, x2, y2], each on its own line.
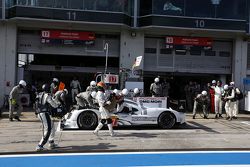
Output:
[75, 91, 97, 109]
[35, 84, 59, 151]
[86, 81, 97, 92]
[93, 82, 115, 137]
[53, 89, 68, 106]
[193, 91, 209, 119]
[133, 88, 140, 98]
[115, 89, 129, 113]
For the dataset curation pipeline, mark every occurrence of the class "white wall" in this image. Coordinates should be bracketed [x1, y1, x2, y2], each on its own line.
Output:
[120, 30, 144, 71]
[232, 37, 247, 89]
[232, 37, 248, 110]
[0, 22, 17, 106]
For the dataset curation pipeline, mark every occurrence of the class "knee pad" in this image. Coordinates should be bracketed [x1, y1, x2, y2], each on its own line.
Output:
[107, 118, 112, 124]
[101, 119, 106, 124]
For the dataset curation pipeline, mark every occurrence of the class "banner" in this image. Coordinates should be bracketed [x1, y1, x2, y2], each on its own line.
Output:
[132, 56, 143, 70]
[41, 30, 95, 41]
[166, 36, 212, 46]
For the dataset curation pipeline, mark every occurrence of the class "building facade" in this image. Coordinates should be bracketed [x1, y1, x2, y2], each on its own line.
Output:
[0, 0, 249, 105]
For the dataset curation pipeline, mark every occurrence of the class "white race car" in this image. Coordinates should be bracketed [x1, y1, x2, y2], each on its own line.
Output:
[61, 98, 185, 130]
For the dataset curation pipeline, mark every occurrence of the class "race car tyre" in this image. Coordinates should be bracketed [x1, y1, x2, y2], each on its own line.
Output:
[158, 112, 176, 129]
[77, 111, 98, 130]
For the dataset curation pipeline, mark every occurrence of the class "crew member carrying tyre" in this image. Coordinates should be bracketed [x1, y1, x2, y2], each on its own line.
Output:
[93, 82, 115, 137]
[192, 90, 209, 119]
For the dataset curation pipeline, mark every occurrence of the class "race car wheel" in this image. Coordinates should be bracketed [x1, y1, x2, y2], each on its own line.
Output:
[158, 112, 176, 129]
[77, 111, 98, 130]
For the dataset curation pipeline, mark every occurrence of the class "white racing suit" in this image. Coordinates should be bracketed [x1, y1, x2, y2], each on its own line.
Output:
[224, 89, 236, 120]
[150, 82, 162, 97]
[75, 91, 95, 108]
[214, 86, 223, 117]
[53, 90, 67, 106]
[9, 85, 24, 120]
[70, 80, 81, 103]
[93, 90, 114, 136]
[86, 85, 97, 92]
[36, 92, 59, 148]
[233, 88, 240, 117]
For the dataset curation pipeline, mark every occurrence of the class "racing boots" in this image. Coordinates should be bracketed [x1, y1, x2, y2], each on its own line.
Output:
[36, 145, 47, 151]
[108, 124, 115, 137]
[14, 116, 21, 121]
[93, 123, 104, 136]
[48, 141, 58, 149]
[49, 143, 58, 149]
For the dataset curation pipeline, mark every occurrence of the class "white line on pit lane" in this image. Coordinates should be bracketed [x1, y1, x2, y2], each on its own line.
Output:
[241, 121, 250, 126]
[1, 151, 250, 158]
[56, 129, 197, 133]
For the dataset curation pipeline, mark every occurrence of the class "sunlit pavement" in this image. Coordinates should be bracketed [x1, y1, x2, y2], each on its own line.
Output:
[1, 109, 250, 154]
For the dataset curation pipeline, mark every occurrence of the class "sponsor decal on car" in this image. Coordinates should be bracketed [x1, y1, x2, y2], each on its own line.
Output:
[132, 117, 157, 122]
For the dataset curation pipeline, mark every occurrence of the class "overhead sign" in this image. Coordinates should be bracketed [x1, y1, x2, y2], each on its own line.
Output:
[166, 36, 213, 46]
[104, 74, 119, 84]
[41, 30, 95, 40]
[41, 30, 95, 45]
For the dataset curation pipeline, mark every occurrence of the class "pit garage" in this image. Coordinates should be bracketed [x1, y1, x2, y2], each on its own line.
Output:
[17, 29, 120, 90]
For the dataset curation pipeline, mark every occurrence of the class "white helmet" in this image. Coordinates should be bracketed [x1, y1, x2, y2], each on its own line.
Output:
[134, 88, 139, 94]
[90, 81, 96, 86]
[154, 77, 160, 83]
[19, 80, 27, 87]
[91, 91, 97, 98]
[224, 84, 229, 90]
[63, 89, 68, 95]
[113, 89, 119, 95]
[201, 91, 207, 96]
[212, 80, 216, 84]
[121, 88, 129, 96]
[53, 78, 59, 82]
[230, 81, 235, 86]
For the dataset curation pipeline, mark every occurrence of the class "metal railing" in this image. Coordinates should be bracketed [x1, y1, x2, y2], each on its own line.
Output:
[7, 0, 133, 15]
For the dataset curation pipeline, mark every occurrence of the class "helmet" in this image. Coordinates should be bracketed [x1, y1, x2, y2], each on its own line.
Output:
[154, 78, 160, 83]
[230, 81, 235, 86]
[113, 89, 119, 95]
[90, 81, 96, 86]
[212, 80, 216, 84]
[91, 91, 97, 98]
[19, 80, 27, 87]
[42, 84, 49, 93]
[134, 88, 139, 94]
[53, 78, 59, 82]
[121, 88, 129, 96]
[201, 91, 207, 96]
[224, 84, 229, 90]
[97, 82, 106, 89]
[63, 89, 68, 95]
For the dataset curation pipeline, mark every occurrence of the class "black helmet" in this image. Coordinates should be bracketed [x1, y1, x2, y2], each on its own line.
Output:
[42, 84, 49, 93]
